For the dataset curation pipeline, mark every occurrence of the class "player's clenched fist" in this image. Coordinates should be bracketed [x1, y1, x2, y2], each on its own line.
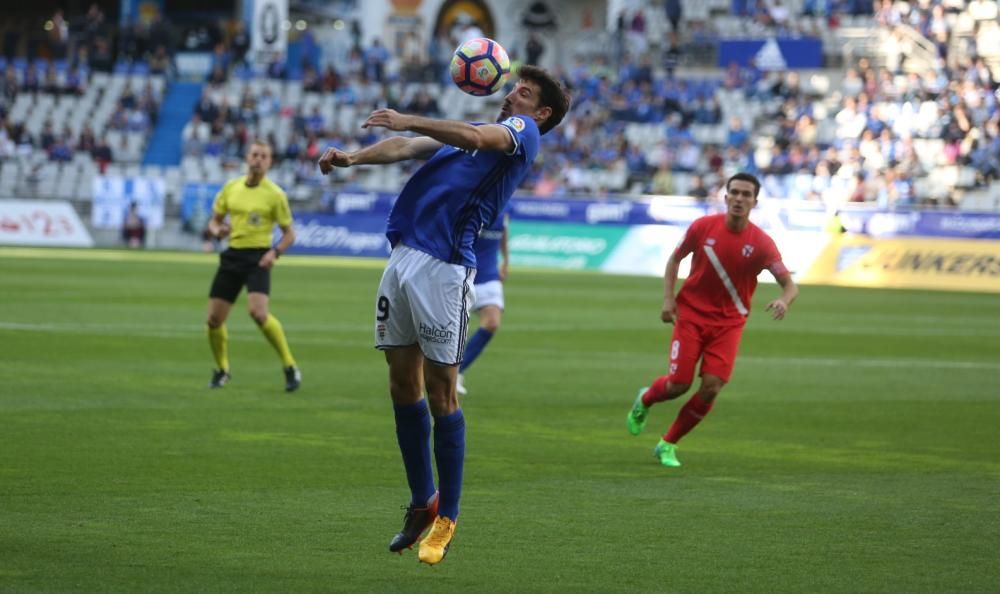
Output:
[318, 147, 353, 174]
[661, 297, 678, 324]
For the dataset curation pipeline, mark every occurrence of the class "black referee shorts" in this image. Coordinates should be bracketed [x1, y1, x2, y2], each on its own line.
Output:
[209, 248, 271, 303]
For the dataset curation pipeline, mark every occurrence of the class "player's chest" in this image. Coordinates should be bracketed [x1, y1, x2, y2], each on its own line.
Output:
[700, 233, 762, 267]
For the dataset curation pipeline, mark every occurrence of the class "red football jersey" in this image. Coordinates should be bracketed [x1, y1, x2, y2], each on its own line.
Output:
[673, 214, 788, 325]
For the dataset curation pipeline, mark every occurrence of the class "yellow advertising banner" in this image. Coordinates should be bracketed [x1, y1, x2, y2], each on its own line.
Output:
[803, 235, 1000, 293]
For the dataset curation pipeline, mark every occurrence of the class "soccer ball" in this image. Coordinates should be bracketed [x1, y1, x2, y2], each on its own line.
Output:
[449, 37, 511, 96]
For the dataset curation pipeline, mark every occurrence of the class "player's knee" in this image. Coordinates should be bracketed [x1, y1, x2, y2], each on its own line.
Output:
[248, 309, 268, 325]
[665, 382, 690, 399]
[426, 390, 459, 416]
[206, 315, 224, 328]
[388, 376, 421, 402]
[698, 390, 720, 403]
[481, 318, 500, 333]
[698, 378, 726, 400]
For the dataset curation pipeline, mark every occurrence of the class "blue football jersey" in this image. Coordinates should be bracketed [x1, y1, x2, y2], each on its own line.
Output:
[385, 116, 540, 268]
[474, 207, 508, 284]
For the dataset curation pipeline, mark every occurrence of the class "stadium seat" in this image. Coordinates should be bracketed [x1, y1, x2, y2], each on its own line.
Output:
[954, 12, 976, 36]
[56, 172, 77, 200]
[976, 22, 1000, 57]
[673, 172, 693, 195]
[956, 167, 977, 189]
[970, 0, 999, 20]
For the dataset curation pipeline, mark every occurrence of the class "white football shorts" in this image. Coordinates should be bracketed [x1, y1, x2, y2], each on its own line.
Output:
[374, 245, 475, 366]
[470, 279, 504, 311]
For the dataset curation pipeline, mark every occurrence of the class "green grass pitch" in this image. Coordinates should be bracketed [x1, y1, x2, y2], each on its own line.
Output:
[1, 248, 998, 593]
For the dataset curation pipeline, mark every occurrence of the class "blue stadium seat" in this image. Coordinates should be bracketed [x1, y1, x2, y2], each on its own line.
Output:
[234, 64, 256, 80]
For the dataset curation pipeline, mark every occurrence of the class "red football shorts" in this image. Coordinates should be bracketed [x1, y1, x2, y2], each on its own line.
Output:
[666, 317, 745, 384]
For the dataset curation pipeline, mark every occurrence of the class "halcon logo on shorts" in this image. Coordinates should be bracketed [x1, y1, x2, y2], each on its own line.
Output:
[419, 322, 455, 344]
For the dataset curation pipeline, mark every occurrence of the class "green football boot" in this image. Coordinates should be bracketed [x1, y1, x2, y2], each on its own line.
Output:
[627, 388, 649, 436]
[653, 439, 681, 467]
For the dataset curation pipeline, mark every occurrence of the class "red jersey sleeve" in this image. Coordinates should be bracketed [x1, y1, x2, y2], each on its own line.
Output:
[761, 233, 789, 278]
[673, 217, 704, 260]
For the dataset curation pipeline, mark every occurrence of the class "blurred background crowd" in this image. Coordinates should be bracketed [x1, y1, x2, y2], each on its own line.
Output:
[1, 0, 999, 216]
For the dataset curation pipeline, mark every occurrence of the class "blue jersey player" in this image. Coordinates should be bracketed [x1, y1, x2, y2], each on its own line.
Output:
[318, 65, 570, 565]
[456, 207, 509, 397]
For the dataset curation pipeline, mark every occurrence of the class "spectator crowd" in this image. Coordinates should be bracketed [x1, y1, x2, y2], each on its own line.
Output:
[2, 1, 998, 211]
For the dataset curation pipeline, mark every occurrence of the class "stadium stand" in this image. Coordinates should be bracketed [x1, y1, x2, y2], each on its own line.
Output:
[1, 1, 999, 219]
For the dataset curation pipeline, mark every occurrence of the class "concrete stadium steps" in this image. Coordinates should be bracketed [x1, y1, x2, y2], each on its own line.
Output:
[143, 81, 203, 166]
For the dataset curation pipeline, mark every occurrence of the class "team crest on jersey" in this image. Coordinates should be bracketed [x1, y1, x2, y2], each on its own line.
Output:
[503, 116, 526, 132]
[706, 238, 716, 246]
[742, 244, 754, 257]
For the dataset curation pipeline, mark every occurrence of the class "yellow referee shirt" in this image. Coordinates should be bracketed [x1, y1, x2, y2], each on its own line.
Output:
[213, 176, 293, 249]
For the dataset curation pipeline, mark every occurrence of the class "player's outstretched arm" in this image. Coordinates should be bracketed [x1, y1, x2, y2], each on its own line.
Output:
[765, 273, 799, 320]
[363, 109, 514, 153]
[318, 136, 442, 174]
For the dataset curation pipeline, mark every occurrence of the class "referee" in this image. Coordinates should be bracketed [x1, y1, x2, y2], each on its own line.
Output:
[205, 139, 301, 392]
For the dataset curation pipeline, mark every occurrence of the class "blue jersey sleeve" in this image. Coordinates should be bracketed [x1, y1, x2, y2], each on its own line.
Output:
[498, 116, 540, 165]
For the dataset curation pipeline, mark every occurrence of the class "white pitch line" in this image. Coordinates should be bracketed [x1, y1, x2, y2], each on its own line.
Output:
[0, 321, 373, 346]
[737, 355, 1000, 371]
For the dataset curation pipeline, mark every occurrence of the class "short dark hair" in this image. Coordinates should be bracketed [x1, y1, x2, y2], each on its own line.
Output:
[249, 138, 273, 153]
[518, 64, 571, 135]
[726, 172, 761, 198]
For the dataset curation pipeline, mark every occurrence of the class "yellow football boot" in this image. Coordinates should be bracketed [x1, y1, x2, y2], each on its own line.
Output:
[417, 516, 457, 565]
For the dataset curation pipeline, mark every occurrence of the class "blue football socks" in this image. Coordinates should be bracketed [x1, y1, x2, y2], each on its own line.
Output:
[393, 400, 436, 506]
[433, 409, 466, 520]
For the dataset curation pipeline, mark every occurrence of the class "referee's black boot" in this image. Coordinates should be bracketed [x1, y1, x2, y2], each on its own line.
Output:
[209, 369, 231, 389]
[284, 366, 302, 392]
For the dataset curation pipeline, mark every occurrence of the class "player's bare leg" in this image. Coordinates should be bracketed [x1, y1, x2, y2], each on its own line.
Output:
[386, 345, 425, 405]
[206, 298, 233, 388]
[423, 361, 458, 416]
[692, 374, 725, 404]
